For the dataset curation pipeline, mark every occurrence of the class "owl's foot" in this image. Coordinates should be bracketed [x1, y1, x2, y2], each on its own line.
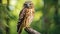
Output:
[26, 26, 31, 28]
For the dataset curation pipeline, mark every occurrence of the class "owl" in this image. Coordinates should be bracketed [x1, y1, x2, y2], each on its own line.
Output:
[17, 1, 35, 34]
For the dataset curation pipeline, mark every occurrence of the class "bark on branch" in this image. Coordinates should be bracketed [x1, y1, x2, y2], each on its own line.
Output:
[24, 27, 41, 34]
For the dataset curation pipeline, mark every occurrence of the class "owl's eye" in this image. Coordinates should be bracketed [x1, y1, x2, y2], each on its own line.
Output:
[24, 4, 27, 5]
[29, 4, 31, 5]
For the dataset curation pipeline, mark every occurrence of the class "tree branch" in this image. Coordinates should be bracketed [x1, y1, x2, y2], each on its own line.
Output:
[24, 27, 41, 34]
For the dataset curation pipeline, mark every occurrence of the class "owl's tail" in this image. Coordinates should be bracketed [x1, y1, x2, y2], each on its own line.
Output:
[18, 25, 24, 34]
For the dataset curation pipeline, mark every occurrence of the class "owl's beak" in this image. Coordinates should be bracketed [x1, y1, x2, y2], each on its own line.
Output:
[27, 4, 30, 7]
[27, 4, 30, 8]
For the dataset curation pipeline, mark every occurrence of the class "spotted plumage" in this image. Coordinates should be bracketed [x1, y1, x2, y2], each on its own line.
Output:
[17, 1, 35, 34]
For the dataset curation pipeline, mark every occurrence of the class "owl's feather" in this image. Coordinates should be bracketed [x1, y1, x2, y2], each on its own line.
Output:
[17, 1, 34, 34]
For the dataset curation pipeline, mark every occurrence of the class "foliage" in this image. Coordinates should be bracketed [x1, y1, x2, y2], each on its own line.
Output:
[0, 0, 60, 34]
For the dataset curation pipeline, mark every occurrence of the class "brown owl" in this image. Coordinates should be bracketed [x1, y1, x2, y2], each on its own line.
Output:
[17, 1, 35, 34]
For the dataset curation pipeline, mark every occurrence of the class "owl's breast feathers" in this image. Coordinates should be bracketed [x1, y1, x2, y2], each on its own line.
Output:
[24, 8, 34, 27]
[17, 8, 34, 32]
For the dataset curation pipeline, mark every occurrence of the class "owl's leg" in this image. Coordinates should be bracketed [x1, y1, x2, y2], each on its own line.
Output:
[25, 22, 31, 28]
[26, 25, 30, 28]
[24, 18, 31, 28]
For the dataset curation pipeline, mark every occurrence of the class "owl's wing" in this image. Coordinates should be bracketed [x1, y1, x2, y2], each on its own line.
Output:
[17, 9, 25, 32]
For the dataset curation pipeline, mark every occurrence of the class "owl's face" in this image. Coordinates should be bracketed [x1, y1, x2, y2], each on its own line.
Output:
[24, 1, 34, 9]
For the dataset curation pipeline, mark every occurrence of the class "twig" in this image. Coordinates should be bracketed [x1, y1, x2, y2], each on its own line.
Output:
[24, 27, 41, 34]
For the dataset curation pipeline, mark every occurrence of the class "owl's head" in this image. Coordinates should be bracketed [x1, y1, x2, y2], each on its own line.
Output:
[23, 1, 34, 9]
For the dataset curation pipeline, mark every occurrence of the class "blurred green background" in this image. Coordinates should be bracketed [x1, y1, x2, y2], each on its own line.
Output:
[0, 0, 60, 34]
